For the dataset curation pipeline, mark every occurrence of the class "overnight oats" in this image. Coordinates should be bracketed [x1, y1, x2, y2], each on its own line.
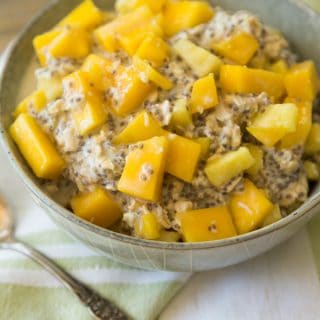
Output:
[10, 0, 320, 242]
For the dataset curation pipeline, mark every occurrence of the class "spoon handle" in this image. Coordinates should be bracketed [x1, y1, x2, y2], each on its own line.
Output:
[2, 240, 129, 320]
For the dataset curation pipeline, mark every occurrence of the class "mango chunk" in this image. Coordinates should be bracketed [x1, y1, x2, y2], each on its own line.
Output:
[158, 230, 181, 242]
[70, 187, 122, 228]
[304, 160, 319, 181]
[133, 57, 173, 90]
[113, 111, 163, 144]
[165, 133, 201, 183]
[173, 39, 222, 77]
[176, 206, 237, 242]
[136, 35, 169, 67]
[305, 123, 320, 155]
[36, 71, 63, 101]
[212, 32, 259, 65]
[14, 90, 47, 118]
[116, 0, 166, 14]
[268, 60, 289, 74]
[170, 98, 193, 128]
[220, 65, 285, 99]
[58, 0, 104, 30]
[244, 144, 263, 177]
[280, 99, 312, 148]
[191, 74, 219, 113]
[205, 147, 254, 187]
[261, 205, 282, 227]
[194, 137, 211, 160]
[135, 212, 161, 240]
[118, 136, 169, 201]
[230, 179, 273, 234]
[284, 60, 318, 101]
[10, 114, 65, 179]
[247, 103, 298, 147]
[163, 1, 214, 36]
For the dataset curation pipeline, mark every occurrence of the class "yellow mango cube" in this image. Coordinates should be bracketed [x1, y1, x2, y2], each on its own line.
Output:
[136, 35, 169, 67]
[135, 212, 162, 240]
[36, 72, 63, 101]
[245, 144, 264, 177]
[220, 65, 285, 99]
[58, 0, 103, 30]
[70, 187, 122, 229]
[284, 60, 318, 101]
[10, 114, 65, 179]
[116, 0, 166, 13]
[170, 98, 193, 128]
[113, 111, 163, 144]
[165, 133, 201, 183]
[158, 230, 181, 242]
[118, 136, 169, 201]
[205, 147, 255, 187]
[305, 123, 320, 154]
[176, 206, 237, 242]
[191, 74, 219, 113]
[247, 103, 298, 147]
[268, 60, 289, 74]
[194, 137, 211, 160]
[173, 39, 222, 77]
[304, 160, 319, 181]
[212, 32, 259, 65]
[63, 70, 91, 95]
[163, 1, 214, 36]
[261, 205, 282, 227]
[230, 179, 273, 234]
[14, 90, 47, 118]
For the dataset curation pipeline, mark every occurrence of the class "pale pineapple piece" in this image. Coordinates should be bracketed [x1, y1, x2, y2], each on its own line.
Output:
[304, 160, 319, 181]
[36, 71, 63, 101]
[116, 0, 166, 14]
[245, 144, 264, 177]
[194, 137, 211, 160]
[205, 147, 255, 187]
[135, 212, 162, 240]
[305, 123, 320, 155]
[261, 205, 282, 227]
[170, 98, 193, 128]
[158, 230, 181, 242]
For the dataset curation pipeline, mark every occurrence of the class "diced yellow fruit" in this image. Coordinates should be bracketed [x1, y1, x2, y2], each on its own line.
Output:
[280, 99, 312, 148]
[173, 39, 222, 77]
[10, 114, 65, 179]
[165, 133, 201, 183]
[304, 161, 319, 181]
[170, 98, 193, 128]
[116, 0, 166, 13]
[261, 205, 282, 227]
[220, 65, 285, 99]
[33, 30, 61, 66]
[58, 0, 104, 30]
[112, 65, 153, 116]
[268, 60, 289, 74]
[247, 103, 298, 147]
[135, 212, 161, 240]
[81, 54, 114, 91]
[176, 206, 237, 242]
[205, 147, 255, 187]
[14, 90, 47, 118]
[49, 27, 90, 60]
[118, 136, 169, 201]
[133, 57, 173, 90]
[305, 123, 320, 154]
[191, 74, 219, 113]
[245, 144, 263, 177]
[136, 35, 169, 67]
[163, 1, 214, 36]
[62, 70, 91, 96]
[36, 72, 63, 101]
[158, 230, 181, 242]
[70, 187, 122, 229]
[284, 60, 318, 101]
[212, 32, 259, 65]
[113, 111, 163, 144]
[230, 179, 274, 234]
[248, 53, 268, 69]
[194, 137, 211, 159]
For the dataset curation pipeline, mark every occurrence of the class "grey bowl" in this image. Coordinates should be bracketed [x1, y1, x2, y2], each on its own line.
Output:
[0, 0, 319, 271]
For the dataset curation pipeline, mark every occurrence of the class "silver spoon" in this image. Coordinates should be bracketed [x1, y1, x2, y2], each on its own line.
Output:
[0, 197, 129, 320]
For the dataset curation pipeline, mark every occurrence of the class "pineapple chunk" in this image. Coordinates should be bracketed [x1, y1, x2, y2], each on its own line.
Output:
[165, 133, 201, 183]
[261, 205, 282, 227]
[305, 123, 320, 154]
[136, 35, 169, 67]
[212, 32, 259, 65]
[268, 60, 289, 74]
[176, 206, 237, 242]
[220, 65, 285, 99]
[36, 71, 63, 101]
[170, 98, 193, 128]
[230, 179, 273, 234]
[10, 114, 65, 179]
[248, 52, 268, 69]
[113, 111, 163, 144]
[70, 187, 122, 228]
[163, 1, 214, 36]
[245, 144, 264, 177]
[194, 137, 211, 160]
[280, 99, 312, 148]
[133, 57, 173, 90]
[158, 230, 181, 242]
[247, 103, 298, 147]
[173, 39, 222, 77]
[205, 147, 255, 187]
[135, 212, 162, 240]
[190, 74, 219, 113]
[284, 60, 318, 101]
[304, 160, 319, 181]
[14, 90, 47, 118]
[118, 136, 169, 201]
[58, 0, 104, 30]
[116, 0, 166, 13]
